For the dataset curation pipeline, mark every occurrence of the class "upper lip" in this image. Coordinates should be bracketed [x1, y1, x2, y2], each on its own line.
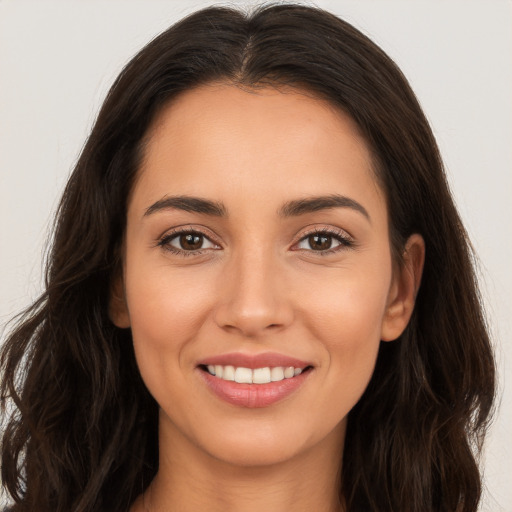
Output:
[198, 352, 312, 370]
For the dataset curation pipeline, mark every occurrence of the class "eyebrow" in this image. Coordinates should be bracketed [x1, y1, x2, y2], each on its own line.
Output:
[144, 194, 370, 222]
[144, 196, 226, 217]
[277, 194, 370, 221]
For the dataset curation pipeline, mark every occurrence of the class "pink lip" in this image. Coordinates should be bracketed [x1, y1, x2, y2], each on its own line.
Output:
[198, 352, 311, 369]
[198, 368, 311, 408]
[196, 352, 313, 408]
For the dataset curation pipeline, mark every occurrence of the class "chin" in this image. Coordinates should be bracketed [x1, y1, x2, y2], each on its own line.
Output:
[206, 435, 309, 468]
[192, 414, 345, 470]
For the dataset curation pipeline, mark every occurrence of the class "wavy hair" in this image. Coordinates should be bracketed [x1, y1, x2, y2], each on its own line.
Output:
[1, 4, 495, 511]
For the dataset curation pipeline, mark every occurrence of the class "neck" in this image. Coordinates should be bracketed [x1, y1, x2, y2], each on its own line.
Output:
[133, 412, 346, 512]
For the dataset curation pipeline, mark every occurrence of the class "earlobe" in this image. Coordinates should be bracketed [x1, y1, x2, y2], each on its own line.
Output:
[381, 234, 425, 342]
[108, 273, 131, 328]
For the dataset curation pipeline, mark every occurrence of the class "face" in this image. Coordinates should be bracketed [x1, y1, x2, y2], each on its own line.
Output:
[111, 83, 421, 468]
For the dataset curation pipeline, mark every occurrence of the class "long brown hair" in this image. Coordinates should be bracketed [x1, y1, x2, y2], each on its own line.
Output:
[1, 4, 495, 511]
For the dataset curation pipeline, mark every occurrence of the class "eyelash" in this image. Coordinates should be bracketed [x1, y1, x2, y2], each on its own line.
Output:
[295, 226, 355, 255]
[156, 226, 355, 257]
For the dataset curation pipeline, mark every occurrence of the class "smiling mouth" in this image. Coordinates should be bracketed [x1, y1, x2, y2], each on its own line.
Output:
[199, 364, 313, 384]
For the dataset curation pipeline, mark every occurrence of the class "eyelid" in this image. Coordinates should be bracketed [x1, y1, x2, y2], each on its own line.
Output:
[291, 225, 355, 254]
[296, 225, 353, 241]
[156, 225, 222, 256]
[157, 224, 220, 243]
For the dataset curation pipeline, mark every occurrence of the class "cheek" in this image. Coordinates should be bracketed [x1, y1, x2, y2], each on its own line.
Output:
[301, 264, 391, 343]
[126, 260, 214, 341]
[298, 263, 391, 397]
[123, 260, 218, 402]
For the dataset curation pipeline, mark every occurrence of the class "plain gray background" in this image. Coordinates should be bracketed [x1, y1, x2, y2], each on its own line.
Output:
[1, 1, 511, 509]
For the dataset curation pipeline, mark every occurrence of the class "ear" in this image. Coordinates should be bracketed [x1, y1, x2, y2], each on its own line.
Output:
[108, 271, 131, 328]
[381, 234, 425, 342]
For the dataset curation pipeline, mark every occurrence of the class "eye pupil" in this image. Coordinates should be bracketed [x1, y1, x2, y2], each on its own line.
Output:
[309, 234, 331, 250]
[180, 233, 203, 250]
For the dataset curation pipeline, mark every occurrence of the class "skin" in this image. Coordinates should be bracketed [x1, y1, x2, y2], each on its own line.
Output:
[111, 83, 424, 512]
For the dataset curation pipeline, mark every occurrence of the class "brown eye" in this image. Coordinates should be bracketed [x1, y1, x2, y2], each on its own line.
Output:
[295, 229, 353, 254]
[178, 233, 204, 250]
[159, 230, 219, 254]
[307, 234, 334, 251]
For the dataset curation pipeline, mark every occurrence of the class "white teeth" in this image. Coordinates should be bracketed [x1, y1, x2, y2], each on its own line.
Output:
[270, 367, 285, 381]
[284, 366, 295, 379]
[215, 365, 224, 379]
[223, 365, 235, 381]
[205, 365, 307, 384]
[253, 367, 271, 384]
[234, 367, 252, 384]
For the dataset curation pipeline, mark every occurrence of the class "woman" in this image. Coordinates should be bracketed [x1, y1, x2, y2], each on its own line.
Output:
[0, 3, 495, 511]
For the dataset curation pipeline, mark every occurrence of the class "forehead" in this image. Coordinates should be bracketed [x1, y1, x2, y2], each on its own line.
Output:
[133, 83, 385, 220]
[144, 82, 369, 162]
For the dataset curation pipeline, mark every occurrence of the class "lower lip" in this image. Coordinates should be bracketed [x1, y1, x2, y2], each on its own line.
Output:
[198, 368, 311, 408]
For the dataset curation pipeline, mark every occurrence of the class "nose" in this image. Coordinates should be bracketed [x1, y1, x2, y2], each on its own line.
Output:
[213, 247, 294, 338]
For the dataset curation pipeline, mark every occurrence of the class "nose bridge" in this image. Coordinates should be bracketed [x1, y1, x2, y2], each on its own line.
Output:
[214, 240, 292, 337]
